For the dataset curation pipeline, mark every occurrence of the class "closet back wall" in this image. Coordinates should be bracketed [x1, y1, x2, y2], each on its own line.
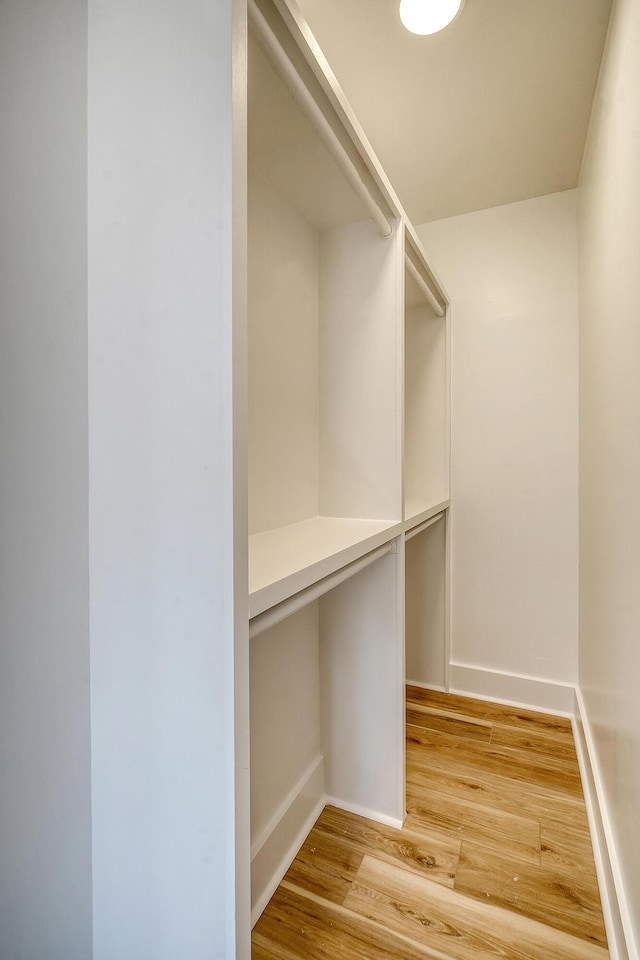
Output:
[419, 191, 579, 707]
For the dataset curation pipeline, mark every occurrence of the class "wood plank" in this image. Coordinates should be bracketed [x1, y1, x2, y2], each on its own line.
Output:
[344, 855, 608, 960]
[491, 722, 580, 764]
[541, 817, 600, 880]
[253, 881, 451, 960]
[406, 752, 588, 835]
[283, 818, 365, 905]
[256, 690, 608, 960]
[405, 782, 542, 865]
[407, 722, 583, 797]
[406, 706, 492, 742]
[454, 840, 607, 947]
[406, 686, 574, 735]
[252, 934, 288, 960]
[311, 805, 461, 889]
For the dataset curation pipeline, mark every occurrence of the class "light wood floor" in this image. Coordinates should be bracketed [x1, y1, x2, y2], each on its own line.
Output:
[252, 686, 609, 960]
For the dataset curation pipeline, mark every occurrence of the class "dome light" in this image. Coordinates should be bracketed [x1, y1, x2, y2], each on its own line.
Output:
[399, 0, 465, 36]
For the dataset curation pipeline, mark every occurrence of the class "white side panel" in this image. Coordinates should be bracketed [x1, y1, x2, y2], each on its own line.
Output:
[319, 220, 403, 522]
[405, 516, 446, 689]
[88, 2, 239, 956]
[320, 549, 404, 822]
[419, 191, 579, 684]
[0, 4, 92, 956]
[248, 166, 319, 534]
[404, 302, 448, 516]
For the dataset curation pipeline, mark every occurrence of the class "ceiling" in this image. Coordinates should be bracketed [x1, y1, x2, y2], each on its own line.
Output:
[294, 0, 612, 224]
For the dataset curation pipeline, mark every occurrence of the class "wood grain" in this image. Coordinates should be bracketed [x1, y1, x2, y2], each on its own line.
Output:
[406, 704, 492, 742]
[254, 882, 446, 960]
[406, 742, 589, 841]
[252, 689, 609, 959]
[345, 855, 608, 960]
[311, 804, 461, 889]
[455, 840, 607, 946]
[405, 782, 542, 865]
[406, 686, 574, 734]
[490, 721, 579, 762]
[407, 721, 584, 796]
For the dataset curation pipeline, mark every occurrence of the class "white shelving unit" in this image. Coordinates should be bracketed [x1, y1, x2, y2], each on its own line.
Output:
[244, 0, 450, 927]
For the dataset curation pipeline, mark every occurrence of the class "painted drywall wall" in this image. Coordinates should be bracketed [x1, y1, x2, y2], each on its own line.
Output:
[419, 192, 579, 691]
[579, 0, 640, 951]
[88, 1, 242, 956]
[0, 3, 92, 957]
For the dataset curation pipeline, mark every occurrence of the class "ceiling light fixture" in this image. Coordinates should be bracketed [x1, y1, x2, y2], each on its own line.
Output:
[399, 0, 465, 35]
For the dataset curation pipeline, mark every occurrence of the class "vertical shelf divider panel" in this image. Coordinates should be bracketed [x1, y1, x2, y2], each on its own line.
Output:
[403, 231, 449, 524]
[405, 514, 447, 691]
[320, 544, 404, 825]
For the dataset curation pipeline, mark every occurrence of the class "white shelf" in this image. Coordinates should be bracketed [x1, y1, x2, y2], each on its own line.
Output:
[249, 516, 401, 619]
[403, 498, 449, 533]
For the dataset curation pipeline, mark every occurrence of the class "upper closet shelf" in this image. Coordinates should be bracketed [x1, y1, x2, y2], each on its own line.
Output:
[249, 516, 401, 619]
[404, 498, 450, 533]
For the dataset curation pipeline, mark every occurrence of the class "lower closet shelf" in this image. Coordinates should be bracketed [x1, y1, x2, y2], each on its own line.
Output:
[249, 515, 401, 618]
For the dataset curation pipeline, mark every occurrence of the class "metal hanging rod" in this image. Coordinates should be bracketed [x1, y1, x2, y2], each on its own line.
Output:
[249, 541, 394, 639]
[404, 511, 444, 542]
[248, 0, 394, 240]
[405, 254, 445, 317]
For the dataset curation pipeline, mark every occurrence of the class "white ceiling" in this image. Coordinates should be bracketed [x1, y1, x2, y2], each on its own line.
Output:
[295, 0, 612, 224]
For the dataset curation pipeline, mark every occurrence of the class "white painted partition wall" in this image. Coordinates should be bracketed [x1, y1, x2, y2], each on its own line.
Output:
[245, 0, 450, 925]
[88, 1, 247, 956]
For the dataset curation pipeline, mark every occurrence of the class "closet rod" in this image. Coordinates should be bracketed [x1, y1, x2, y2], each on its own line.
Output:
[404, 511, 444, 542]
[405, 255, 445, 317]
[249, 541, 394, 640]
[248, 0, 394, 240]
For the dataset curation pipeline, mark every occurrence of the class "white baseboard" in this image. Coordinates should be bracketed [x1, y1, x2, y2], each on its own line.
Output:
[324, 795, 404, 831]
[573, 688, 637, 960]
[250, 755, 325, 927]
[406, 679, 447, 693]
[449, 662, 575, 715]
[250, 753, 405, 927]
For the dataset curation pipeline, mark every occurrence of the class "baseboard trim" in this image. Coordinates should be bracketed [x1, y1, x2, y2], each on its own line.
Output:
[250, 755, 325, 927]
[250, 787, 404, 928]
[406, 679, 447, 693]
[324, 795, 405, 831]
[573, 688, 637, 960]
[449, 662, 575, 715]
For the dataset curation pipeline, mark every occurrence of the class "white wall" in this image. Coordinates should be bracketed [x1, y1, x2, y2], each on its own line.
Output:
[88, 1, 244, 957]
[0, 3, 92, 957]
[579, 0, 640, 951]
[419, 192, 579, 695]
